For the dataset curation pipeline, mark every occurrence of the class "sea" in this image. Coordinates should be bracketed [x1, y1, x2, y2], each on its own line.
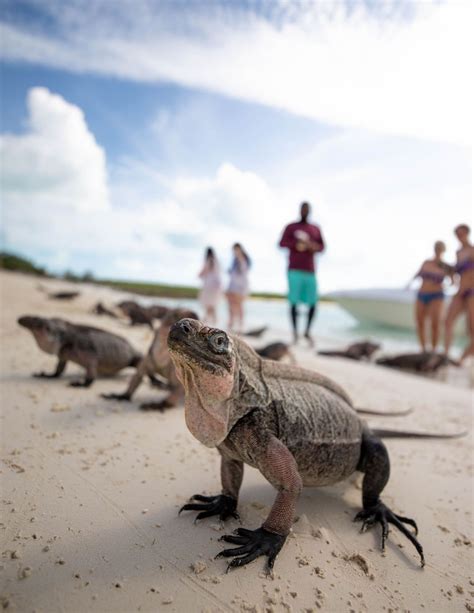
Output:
[129, 294, 464, 356]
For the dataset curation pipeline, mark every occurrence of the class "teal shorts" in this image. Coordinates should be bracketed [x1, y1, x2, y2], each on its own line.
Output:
[288, 270, 318, 306]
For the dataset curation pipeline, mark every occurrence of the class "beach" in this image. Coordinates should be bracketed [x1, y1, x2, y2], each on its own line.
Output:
[1, 270, 473, 612]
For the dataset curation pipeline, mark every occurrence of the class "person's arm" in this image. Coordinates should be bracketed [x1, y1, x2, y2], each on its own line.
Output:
[405, 267, 422, 289]
[307, 227, 325, 254]
[236, 253, 249, 274]
[279, 225, 297, 249]
[441, 262, 456, 285]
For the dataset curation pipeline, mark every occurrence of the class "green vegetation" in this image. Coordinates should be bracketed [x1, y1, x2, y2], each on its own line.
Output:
[99, 279, 200, 299]
[0, 251, 47, 276]
[99, 279, 286, 300]
[0, 251, 307, 300]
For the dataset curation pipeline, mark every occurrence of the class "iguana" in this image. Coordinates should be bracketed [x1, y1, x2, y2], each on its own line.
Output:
[101, 308, 197, 410]
[117, 300, 169, 329]
[243, 326, 268, 338]
[18, 316, 142, 387]
[318, 341, 380, 361]
[168, 319, 465, 572]
[92, 301, 119, 319]
[48, 291, 80, 300]
[376, 352, 458, 373]
[255, 342, 294, 363]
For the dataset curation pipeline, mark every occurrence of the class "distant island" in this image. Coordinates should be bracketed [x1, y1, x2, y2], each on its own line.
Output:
[0, 251, 286, 300]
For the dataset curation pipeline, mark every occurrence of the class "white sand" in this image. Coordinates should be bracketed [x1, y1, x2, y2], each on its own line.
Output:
[1, 270, 473, 612]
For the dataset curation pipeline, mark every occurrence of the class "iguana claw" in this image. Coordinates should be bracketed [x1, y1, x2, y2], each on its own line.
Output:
[101, 392, 131, 401]
[217, 527, 286, 572]
[354, 501, 424, 567]
[140, 398, 174, 411]
[179, 494, 238, 521]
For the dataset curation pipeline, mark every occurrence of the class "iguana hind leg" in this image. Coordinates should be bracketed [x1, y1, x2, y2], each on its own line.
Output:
[355, 431, 424, 567]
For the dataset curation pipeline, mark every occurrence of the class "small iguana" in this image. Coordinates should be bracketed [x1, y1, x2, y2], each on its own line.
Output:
[168, 319, 464, 572]
[243, 326, 268, 338]
[255, 342, 295, 363]
[18, 316, 142, 387]
[376, 352, 458, 373]
[117, 300, 169, 329]
[92, 302, 119, 319]
[319, 341, 380, 361]
[48, 291, 80, 301]
[101, 308, 197, 410]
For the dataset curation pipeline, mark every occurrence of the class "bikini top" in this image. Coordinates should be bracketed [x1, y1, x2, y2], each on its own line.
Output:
[418, 270, 445, 284]
[455, 259, 474, 274]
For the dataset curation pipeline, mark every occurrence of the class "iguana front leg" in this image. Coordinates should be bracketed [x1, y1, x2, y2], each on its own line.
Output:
[179, 456, 243, 521]
[33, 357, 67, 379]
[218, 436, 302, 572]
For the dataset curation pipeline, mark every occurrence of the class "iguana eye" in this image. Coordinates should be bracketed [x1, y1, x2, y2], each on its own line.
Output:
[210, 333, 228, 353]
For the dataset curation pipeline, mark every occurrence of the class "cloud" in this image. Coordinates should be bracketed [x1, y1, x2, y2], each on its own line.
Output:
[1, 1, 472, 144]
[1, 88, 471, 295]
[0, 87, 288, 289]
[1, 87, 109, 213]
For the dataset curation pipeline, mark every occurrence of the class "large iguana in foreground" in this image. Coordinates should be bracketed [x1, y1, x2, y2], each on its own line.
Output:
[18, 316, 142, 387]
[168, 319, 462, 572]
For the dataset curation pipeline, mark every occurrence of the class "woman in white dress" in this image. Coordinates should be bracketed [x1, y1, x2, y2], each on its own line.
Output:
[226, 243, 251, 333]
[198, 247, 222, 325]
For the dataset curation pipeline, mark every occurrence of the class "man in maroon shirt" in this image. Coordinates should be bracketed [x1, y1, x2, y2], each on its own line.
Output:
[279, 202, 325, 344]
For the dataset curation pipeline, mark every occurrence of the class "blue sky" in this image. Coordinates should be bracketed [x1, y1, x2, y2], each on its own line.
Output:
[0, 0, 472, 292]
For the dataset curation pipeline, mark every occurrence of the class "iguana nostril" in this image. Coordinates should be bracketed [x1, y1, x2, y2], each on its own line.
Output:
[181, 322, 191, 334]
[168, 322, 187, 341]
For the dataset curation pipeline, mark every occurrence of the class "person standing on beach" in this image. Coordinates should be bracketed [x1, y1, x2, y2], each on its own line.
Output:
[444, 224, 474, 364]
[409, 241, 452, 352]
[226, 243, 251, 333]
[279, 202, 325, 344]
[198, 247, 222, 325]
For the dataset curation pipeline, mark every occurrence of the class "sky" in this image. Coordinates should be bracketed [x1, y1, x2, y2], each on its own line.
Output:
[0, 0, 472, 294]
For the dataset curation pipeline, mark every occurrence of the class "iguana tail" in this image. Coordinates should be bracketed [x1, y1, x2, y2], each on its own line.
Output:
[373, 428, 467, 439]
[356, 407, 413, 416]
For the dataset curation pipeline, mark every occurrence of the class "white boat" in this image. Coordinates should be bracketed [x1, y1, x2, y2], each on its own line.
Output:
[327, 288, 467, 337]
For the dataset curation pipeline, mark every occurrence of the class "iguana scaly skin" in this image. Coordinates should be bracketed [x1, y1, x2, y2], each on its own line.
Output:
[101, 308, 197, 410]
[168, 319, 427, 572]
[18, 316, 142, 387]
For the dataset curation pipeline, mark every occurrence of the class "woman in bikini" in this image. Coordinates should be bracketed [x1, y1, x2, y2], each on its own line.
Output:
[444, 224, 474, 364]
[411, 240, 451, 352]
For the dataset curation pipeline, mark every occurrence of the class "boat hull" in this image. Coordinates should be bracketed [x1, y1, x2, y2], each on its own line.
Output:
[328, 289, 467, 337]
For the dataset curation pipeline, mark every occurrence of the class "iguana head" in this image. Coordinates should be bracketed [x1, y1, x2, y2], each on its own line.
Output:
[153, 309, 198, 367]
[167, 318, 237, 447]
[18, 315, 62, 354]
